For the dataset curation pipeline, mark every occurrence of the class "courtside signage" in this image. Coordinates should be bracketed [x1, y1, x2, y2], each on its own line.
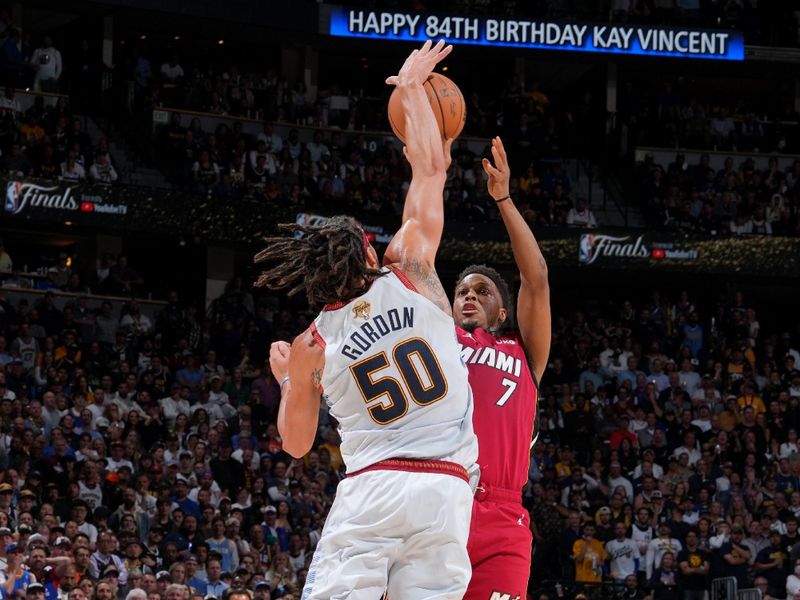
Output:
[578, 233, 699, 266]
[5, 181, 128, 217]
[325, 6, 744, 61]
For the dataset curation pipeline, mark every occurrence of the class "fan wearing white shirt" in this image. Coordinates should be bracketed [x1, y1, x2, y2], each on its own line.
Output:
[787, 558, 800, 599]
[608, 462, 634, 504]
[30, 36, 62, 92]
[566, 198, 597, 228]
[106, 441, 134, 472]
[160, 54, 184, 82]
[160, 385, 192, 427]
[690, 405, 713, 433]
[208, 376, 236, 420]
[89, 152, 118, 184]
[781, 430, 800, 458]
[672, 431, 702, 466]
[257, 123, 283, 155]
[191, 393, 226, 424]
[60, 151, 86, 182]
[645, 522, 682, 579]
[678, 359, 702, 396]
[606, 522, 641, 582]
[109, 382, 136, 419]
[632, 456, 664, 481]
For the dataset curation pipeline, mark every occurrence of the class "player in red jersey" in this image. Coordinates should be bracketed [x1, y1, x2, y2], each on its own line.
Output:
[454, 137, 551, 600]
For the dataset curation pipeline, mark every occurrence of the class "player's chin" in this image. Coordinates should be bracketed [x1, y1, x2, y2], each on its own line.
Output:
[458, 317, 483, 333]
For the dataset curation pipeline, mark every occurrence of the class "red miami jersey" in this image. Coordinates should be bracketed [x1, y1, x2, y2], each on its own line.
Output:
[457, 326, 538, 490]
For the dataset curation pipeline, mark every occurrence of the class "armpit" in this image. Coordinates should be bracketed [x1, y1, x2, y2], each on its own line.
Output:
[403, 258, 452, 315]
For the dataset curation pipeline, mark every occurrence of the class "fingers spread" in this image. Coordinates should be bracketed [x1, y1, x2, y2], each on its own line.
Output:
[482, 157, 500, 177]
[491, 145, 507, 171]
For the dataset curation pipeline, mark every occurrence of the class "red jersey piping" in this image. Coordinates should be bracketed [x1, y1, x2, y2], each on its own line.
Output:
[348, 458, 469, 483]
[309, 322, 326, 349]
[385, 264, 419, 293]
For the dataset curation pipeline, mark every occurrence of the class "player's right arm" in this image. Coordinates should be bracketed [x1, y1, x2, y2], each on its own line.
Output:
[383, 40, 453, 314]
[270, 331, 325, 458]
[483, 137, 551, 383]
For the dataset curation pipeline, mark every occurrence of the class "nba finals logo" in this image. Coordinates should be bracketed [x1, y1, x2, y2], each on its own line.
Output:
[5, 182, 21, 213]
[352, 300, 371, 320]
[579, 233, 649, 265]
[4, 181, 78, 215]
[578, 234, 595, 264]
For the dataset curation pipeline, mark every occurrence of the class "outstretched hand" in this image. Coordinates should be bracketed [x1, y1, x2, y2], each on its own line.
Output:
[385, 39, 453, 88]
[482, 136, 510, 201]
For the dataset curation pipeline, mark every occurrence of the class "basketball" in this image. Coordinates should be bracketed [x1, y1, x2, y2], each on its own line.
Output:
[387, 72, 466, 144]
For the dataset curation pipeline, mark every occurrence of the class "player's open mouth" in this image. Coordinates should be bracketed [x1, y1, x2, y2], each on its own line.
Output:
[461, 303, 478, 316]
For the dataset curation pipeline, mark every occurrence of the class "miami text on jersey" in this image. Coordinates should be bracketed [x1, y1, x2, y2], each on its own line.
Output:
[341, 307, 415, 360]
[458, 344, 523, 377]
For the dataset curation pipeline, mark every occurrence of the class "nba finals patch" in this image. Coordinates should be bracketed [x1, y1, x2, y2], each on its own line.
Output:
[353, 301, 371, 320]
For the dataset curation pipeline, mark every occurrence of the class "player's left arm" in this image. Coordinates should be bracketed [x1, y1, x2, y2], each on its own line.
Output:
[270, 330, 325, 458]
[483, 137, 551, 383]
[383, 40, 453, 314]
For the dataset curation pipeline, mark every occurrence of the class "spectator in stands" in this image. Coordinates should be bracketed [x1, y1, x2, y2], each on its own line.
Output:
[109, 255, 144, 295]
[646, 522, 682, 579]
[29, 35, 62, 92]
[649, 551, 678, 600]
[1, 142, 32, 177]
[160, 54, 184, 83]
[0, 87, 21, 122]
[573, 522, 607, 590]
[710, 109, 737, 149]
[60, 150, 86, 182]
[89, 151, 118, 184]
[192, 151, 220, 194]
[566, 197, 597, 228]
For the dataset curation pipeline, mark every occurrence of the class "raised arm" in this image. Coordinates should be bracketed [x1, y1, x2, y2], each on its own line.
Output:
[383, 40, 453, 314]
[483, 137, 551, 382]
[270, 331, 325, 458]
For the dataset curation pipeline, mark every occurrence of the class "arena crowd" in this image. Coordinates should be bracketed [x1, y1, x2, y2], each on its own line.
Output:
[0, 237, 799, 600]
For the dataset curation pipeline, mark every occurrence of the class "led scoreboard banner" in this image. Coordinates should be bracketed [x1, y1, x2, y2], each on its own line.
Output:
[323, 5, 744, 61]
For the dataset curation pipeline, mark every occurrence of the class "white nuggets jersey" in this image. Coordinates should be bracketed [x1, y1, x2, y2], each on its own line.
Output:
[312, 266, 478, 474]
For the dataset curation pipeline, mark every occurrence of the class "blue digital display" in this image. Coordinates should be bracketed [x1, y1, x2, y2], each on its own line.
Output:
[327, 6, 745, 61]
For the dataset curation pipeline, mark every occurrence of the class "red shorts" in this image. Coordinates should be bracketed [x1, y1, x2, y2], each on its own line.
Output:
[464, 485, 532, 600]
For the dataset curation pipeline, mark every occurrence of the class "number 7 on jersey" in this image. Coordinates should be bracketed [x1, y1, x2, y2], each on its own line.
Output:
[496, 378, 517, 406]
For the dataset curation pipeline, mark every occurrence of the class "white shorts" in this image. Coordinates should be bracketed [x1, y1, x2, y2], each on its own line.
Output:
[302, 468, 473, 600]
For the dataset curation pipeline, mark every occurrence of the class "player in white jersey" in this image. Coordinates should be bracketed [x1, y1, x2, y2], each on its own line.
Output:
[256, 41, 478, 600]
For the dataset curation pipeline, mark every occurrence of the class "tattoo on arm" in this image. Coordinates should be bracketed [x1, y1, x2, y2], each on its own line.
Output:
[311, 368, 322, 389]
[404, 258, 451, 314]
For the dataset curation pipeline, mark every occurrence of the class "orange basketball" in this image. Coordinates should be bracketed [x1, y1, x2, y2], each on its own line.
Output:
[387, 72, 466, 144]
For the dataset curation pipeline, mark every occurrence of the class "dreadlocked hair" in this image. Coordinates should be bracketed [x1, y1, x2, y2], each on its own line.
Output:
[253, 215, 384, 306]
[456, 264, 516, 334]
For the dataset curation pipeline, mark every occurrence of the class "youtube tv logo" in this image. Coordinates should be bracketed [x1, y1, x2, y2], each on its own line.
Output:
[80, 201, 95, 212]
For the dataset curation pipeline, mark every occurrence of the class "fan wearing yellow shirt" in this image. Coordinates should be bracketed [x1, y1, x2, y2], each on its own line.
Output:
[317, 429, 344, 472]
[573, 522, 608, 588]
[737, 381, 766, 415]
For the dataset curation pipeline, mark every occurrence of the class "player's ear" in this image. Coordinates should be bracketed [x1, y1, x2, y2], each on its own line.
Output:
[498, 307, 507, 323]
[366, 245, 379, 269]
